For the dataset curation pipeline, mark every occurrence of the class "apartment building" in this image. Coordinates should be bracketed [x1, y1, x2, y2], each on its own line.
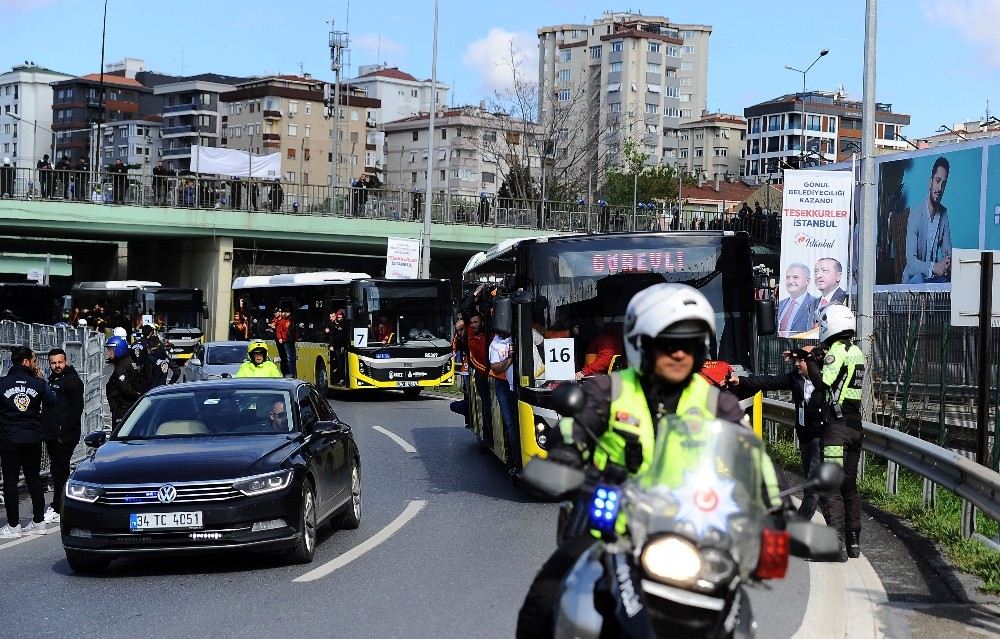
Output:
[0, 63, 72, 169]
[382, 105, 540, 197]
[917, 117, 1000, 148]
[676, 113, 746, 178]
[743, 90, 911, 181]
[220, 75, 380, 187]
[153, 74, 246, 172]
[98, 119, 162, 168]
[537, 12, 712, 185]
[346, 65, 448, 123]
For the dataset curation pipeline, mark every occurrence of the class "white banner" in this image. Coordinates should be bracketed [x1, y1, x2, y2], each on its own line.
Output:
[191, 145, 281, 178]
[385, 237, 420, 280]
[778, 169, 854, 338]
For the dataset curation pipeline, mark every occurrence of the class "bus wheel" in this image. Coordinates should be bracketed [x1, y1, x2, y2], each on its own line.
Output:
[315, 359, 328, 392]
[402, 387, 422, 399]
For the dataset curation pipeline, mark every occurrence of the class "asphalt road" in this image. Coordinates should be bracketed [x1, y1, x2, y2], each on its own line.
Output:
[0, 394, 963, 638]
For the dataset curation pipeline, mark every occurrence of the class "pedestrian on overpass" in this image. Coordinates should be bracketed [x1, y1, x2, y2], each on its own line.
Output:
[808, 304, 866, 561]
[0, 346, 59, 538]
[43, 348, 84, 523]
[727, 346, 824, 521]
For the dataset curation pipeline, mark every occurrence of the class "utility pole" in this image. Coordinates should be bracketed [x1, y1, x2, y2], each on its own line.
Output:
[420, 0, 439, 279]
[857, 0, 878, 422]
[328, 23, 349, 189]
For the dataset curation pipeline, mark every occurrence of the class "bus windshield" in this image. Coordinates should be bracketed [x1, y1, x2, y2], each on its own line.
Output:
[357, 281, 451, 346]
[523, 234, 754, 375]
[144, 290, 202, 329]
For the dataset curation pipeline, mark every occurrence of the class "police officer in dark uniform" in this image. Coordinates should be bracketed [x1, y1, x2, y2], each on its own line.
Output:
[104, 336, 144, 426]
[55, 155, 71, 199]
[144, 335, 173, 389]
[0, 346, 59, 538]
[808, 304, 865, 560]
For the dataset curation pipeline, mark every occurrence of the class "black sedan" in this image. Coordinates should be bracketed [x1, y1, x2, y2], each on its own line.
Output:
[62, 378, 361, 573]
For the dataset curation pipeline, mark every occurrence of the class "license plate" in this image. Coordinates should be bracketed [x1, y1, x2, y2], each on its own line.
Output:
[130, 511, 203, 531]
[396, 381, 419, 387]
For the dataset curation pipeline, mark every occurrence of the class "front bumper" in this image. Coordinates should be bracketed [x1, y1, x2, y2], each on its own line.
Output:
[61, 485, 302, 557]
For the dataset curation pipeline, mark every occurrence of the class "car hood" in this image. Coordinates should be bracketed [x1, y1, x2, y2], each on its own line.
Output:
[73, 435, 295, 484]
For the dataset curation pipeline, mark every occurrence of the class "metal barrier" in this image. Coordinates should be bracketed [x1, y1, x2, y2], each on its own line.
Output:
[762, 397, 1000, 543]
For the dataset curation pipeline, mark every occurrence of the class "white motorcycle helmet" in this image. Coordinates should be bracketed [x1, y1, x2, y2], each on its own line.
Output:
[623, 283, 716, 373]
[112, 326, 128, 339]
[817, 303, 855, 344]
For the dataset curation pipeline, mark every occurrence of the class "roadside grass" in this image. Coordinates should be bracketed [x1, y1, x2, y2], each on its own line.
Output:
[765, 431, 1000, 593]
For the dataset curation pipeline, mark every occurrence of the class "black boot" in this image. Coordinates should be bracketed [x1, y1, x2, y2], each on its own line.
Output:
[846, 530, 861, 559]
[835, 532, 848, 563]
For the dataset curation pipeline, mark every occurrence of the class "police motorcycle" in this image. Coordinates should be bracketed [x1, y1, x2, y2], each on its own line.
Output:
[522, 384, 844, 639]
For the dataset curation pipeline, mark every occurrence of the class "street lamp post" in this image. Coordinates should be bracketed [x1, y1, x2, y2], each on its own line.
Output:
[785, 48, 829, 168]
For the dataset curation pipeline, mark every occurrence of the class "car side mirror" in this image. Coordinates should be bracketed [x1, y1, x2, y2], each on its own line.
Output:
[188, 358, 201, 367]
[311, 420, 345, 435]
[756, 299, 776, 336]
[84, 431, 107, 448]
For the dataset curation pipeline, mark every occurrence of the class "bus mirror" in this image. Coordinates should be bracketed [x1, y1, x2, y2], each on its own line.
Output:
[345, 306, 355, 321]
[492, 297, 512, 336]
[202, 303, 210, 320]
[756, 299, 776, 336]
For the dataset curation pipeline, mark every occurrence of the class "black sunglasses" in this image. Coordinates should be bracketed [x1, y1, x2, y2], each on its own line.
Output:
[651, 336, 702, 355]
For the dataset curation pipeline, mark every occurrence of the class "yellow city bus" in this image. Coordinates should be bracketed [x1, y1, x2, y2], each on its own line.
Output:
[232, 272, 455, 396]
[462, 231, 771, 470]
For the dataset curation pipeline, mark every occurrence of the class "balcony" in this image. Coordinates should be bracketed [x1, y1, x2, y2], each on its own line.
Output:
[262, 133, 281, 141]
[263, 110, 282, 120]
[163, 102, 199, 114]
[161, 146, 192, 157]
[163, 125, 195, 136]
[365, 119, 377, 129]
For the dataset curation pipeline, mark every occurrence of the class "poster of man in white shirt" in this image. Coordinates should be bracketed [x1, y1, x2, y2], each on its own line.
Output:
[902, 156, 952, 283]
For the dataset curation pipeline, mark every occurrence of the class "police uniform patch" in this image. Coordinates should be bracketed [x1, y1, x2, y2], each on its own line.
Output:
[13, 393, 30, 412]
[119, 374, 126, 381]
[824, 355, 836, 365]
[160, 361, 169, 374]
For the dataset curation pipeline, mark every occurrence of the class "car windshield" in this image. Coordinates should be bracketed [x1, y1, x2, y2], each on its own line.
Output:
[206, 344, 248, 365]
[115, 389, 295, 438]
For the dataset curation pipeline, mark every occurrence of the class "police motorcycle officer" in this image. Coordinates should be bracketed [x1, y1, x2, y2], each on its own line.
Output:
[235, 340, 282, 378]
[104, 336, 144, 427]
[807, 304, 865, 561]
[516, 283, 770, 639]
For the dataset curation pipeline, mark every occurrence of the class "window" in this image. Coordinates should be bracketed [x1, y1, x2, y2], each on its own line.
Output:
[695, 148, 704, 158]
[646, 124, 657, 134]
[681, 45, 696, 55]
[286, 171, 296, 182]
[681, 62, 694, 71]
[440, 169, 446, 181]
[648, 42, 660, 53]
[768, 115, 781, 131]
[679, 93, 691, 102]
[558, 89, 571, 102]
[609, 62, 623, 73]
[609, 103, 621, 113]
[667, 46, 679, 57]
[482, 171, 495, 184]
[304, 103, 311, 115]
[607, 83, 621, 93]
[679, 77, 692, 87]
[680, 149, 689, 158]
[647, 84, 661, 94]
[559, 69, 571, 83]
[667, 107, 682, 118]
[304, 125, 311, 138]
[441, 128, 447, 140]
[666, 86, 680, 98]
[411, 89, 418, 97]
[647, 62, 661, 74]
[411, 171, 417, 183]
[807, 115, 821, 131]
[288, 123, 298, 136]
[287, 148, 296, 159]
[412, 131, 419, 141]
[611, 41, 624, 52]
[304, 149, 311, 161]
[714, 147, 728, 157]
[409, 153, 415, 164]
[560, 49, 572, 62]
[351, 109, 359, 121]
[483, 131, 496, 143]
[827, 117, 837, 133]
[590, 46, 602, 59]
[288, 101, 298, 114]
[645, 103, 658, 114]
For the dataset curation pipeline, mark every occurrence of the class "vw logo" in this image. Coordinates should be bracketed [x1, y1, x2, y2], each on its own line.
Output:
[157, 484, 177, 504]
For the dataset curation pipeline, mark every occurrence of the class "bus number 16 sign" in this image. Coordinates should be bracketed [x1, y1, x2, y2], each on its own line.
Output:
[543, 338, 576, 381]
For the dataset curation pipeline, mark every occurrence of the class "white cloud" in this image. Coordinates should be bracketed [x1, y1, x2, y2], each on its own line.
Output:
[462, 28, 538, 94]
[922, 0, 1000, 66]
[353, 33, 407, 65]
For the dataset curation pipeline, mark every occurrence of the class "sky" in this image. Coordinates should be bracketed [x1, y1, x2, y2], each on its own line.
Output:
[2, 0, 999, 137]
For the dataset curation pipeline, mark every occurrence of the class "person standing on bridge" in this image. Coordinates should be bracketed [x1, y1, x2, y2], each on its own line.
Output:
[808, 304, 865, 561]
[109, 159, 128, 204]
[0, 157, 14, 198]
[36, 154, 53, 199]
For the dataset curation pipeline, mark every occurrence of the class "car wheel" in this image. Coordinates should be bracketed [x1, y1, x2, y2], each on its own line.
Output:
[402, 387, 422, 399]
[315, 359, 328, 391]
[288, 482, 317, 564]
[66, 552, 110, 574]
[334, 460, 362, 530]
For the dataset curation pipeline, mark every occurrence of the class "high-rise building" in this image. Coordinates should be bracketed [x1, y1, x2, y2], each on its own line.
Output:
[346, 65, 448, 124]
[537, 12, 712, 190]
[743, 90, 911, 181]
[220, 75, 380, 187]
[0, 63, 72, 170]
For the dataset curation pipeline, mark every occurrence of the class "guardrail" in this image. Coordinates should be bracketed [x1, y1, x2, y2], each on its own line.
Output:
[762, 397, 1000, 545]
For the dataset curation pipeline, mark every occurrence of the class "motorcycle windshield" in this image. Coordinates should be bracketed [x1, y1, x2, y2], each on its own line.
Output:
[627, 417, 768, 574]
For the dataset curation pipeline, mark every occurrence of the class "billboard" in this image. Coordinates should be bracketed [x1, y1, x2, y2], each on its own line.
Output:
[385, 237, 420, 279]
[778, 169, 854, 338]
[870, 138, 1000, 291]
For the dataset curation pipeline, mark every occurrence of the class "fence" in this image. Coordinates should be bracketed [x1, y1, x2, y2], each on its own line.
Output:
[0, 167, 781, 246]
[0, 321, 106, 504]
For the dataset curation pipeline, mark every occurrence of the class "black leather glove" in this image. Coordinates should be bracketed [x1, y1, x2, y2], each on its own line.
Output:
[547, 442, 584, 469]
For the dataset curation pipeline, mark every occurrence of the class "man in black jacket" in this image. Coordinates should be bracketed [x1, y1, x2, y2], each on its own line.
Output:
[0, 346, 59, 538]
[44, 348, 84, 521]
[104, 336, 143, 426]
[143, 335, 173, 389]
[728, 346, 824, 520]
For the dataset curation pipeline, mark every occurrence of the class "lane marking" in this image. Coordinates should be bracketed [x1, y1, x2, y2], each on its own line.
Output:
[0, 534, 47, 551]
[373, 425, 417, 453]
[294, 499, 427, 583]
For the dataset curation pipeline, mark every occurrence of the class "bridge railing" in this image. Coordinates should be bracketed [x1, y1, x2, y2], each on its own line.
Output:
[0, 166, 781, 244]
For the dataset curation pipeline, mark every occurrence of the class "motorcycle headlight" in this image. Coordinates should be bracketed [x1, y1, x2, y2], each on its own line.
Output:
[66, 480, 105, 503]
[641, 535, 702, 585]
[233, 469, 293, 496]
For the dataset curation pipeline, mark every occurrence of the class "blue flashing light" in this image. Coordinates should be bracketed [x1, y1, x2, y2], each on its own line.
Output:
[597, 488, 607, 499]
[594, 498, 605, 509]
[607, 491, 618, 501]
[605, 512, 614, 520]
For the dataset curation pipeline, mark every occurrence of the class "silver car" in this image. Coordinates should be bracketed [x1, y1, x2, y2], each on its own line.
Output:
[181, 341, 249, 381]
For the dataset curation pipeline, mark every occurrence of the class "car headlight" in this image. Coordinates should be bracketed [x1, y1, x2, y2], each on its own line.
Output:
[66, 480, 104, 503]
[233, 469, 293, 496]
[641, 535, 703, 585]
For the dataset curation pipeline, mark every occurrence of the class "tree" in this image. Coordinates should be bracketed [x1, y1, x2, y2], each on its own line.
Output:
[602, 138, 686, 206]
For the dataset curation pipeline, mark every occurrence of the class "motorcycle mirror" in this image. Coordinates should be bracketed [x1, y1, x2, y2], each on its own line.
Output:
[786, 520, 843, 561]
[812, 462, 844, 492]
[520, 458, 585, 498]
[552, 382, 586, 417]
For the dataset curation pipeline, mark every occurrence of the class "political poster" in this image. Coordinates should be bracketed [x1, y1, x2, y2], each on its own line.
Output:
[385, 237, 420, 279]
[777, 169, 854, 338]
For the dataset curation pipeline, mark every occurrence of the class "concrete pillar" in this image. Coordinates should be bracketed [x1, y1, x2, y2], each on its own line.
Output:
[177, 237, 234, 341]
